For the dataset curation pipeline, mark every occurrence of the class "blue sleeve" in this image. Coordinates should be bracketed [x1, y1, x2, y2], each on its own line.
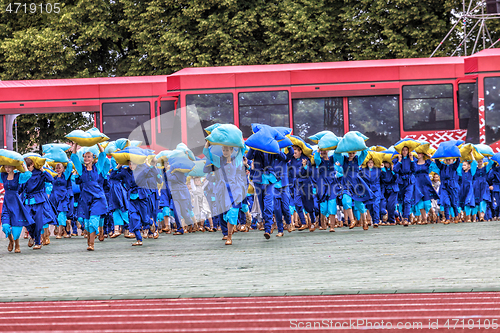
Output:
[246, 149, 255, 161]
[486, 159, 493, 173]
[286, 147, 294, 161]
[276, 151, 287, 162]
[333, 152, 343, 165]
[393, 161, 401, 173]
[64, 162, 74, 180]
[435, 159, 444, 171]
[429, 161, 440, 175]
[42, 170, 54, 183]
[457, 164, 463, 176]
[313, 151, 321, 167]
[470, 160, 478, 176]
[410, 160, 416, 173]
[71, 153, 83, 175]
[111, 157, 117, 169]
[358, 149, 368, 167]
[96, 152, 107, 175]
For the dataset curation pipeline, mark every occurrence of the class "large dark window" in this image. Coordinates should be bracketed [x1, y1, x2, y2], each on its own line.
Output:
[156, 100, 182, 150]
[292, 98, 344, 142]
[186, 93, 234, 155]
[459, 82, 479, 142]
[238, 91, 289, 138]
[348, 95, 400, 148]
[403, 84, 454, 131]
[102, 102, 151, 142]
[485, 77, 500, 144]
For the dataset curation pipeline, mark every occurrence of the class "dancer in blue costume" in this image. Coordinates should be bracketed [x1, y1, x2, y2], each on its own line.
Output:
[434, 158, 461, 223]
[414, 153, 439, 224]
[360, 158, 382, 228]
[313, 149, 343, 232]
[71, 143, 108, 251]
[380, 160, 399, 225]
[272, 147, 294, 236]
[473, 158, 491, 222]
[288, 145, 312, 231]
[247, 145, 287, 239]
[204, 142, 246, 245]
[158, 165, 173, 233]
[487, 160, 500, 219]
[168, 162, 197, 235]
[22, 157, 55, 250]
[334, 150, 374, 230]
[49, 162, 74, 239]
[393, 147, 422, 226]
[459, 160, 476, 222]
[116, 158, 162, 245]
[0, 165, 35, 253]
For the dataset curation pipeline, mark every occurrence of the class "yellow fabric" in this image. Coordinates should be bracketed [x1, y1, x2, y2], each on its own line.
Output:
[0, 156, 23, 168]
[0, 165, 26, 173]
[287, 135, 313, 158]
[247, 183, 255, 194]
[66, 136, 108, 147]
[394, 140, 421, 154]
[25, 156, 46, 170]
[111, 152, 147, 165]
[361, 151, 383, 168]
[370, 146, 386, 152]
[414, 143, 430, 154]
[44, 167, 58, 177]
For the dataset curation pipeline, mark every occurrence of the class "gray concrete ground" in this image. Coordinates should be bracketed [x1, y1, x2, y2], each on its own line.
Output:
[0, 221, 499, 302]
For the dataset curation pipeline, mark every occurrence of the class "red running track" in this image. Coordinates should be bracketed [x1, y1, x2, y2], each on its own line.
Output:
[0, 292, 499, 332]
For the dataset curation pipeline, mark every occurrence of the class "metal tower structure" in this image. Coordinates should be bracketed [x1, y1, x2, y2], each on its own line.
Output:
[431, 0, 500, 57]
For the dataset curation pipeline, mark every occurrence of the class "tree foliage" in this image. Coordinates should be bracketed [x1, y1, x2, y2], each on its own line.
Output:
[0, 0, 498, 152]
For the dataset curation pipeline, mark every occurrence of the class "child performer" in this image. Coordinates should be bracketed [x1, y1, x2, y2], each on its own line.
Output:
[1, 164, 35, 253]
[393, 147, 421, 226]
[434, 158, 461, 224]
[117, 158, 162, 245]
[49, 162, 74, 239]
[414, 153, 439, 224]
[22, 157, 55, 250]
[380, 160, 399, 225]
[204, 142, 246, 245]
[71, 144, 108, 251]
[334, 150, 374, 230]
[459, 160, 476, 222]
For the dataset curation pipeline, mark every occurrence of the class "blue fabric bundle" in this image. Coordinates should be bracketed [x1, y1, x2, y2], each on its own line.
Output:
[491, 152, 500, 165]
[104, 141, 118, 155]
[44, 148, 69, 164]
[287, 135, 313, 157]
[245, 127, 280, 154]
[176, 143, 196, 160]
[474, 143, 494, 157]
[188, 160, 207, 177]
[205, 124, 245, 148]
[432, 141, 462, 159]
[111, 147, 148, 165]
[23, 153, 46, 169]
[42, 143, 71, 154]
[0, 149, 26, 172]
[335, 131, 368, 153]
[65, 127, 109, 147]
[115, 138, 130, 150]
[308, 131, 334, 144]
[318, 132, 340, 151]
[170, 157, 195, 173]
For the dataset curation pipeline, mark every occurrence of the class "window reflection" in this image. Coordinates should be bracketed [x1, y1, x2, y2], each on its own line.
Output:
[485, 77, 500, 144]
[186, 93, 234, 155]
[402, 84, 454, 131]
[348, 95, 400, 147]
[238, 91, 289, 138]
[292, 98, 344, 142]
[102, 102, 151, 141]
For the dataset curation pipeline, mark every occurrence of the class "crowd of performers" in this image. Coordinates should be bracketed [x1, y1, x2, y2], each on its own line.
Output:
[2, 124, 500, 253]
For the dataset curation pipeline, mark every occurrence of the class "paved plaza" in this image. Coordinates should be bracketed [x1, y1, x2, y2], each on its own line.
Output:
[1, 221, 500, 302]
